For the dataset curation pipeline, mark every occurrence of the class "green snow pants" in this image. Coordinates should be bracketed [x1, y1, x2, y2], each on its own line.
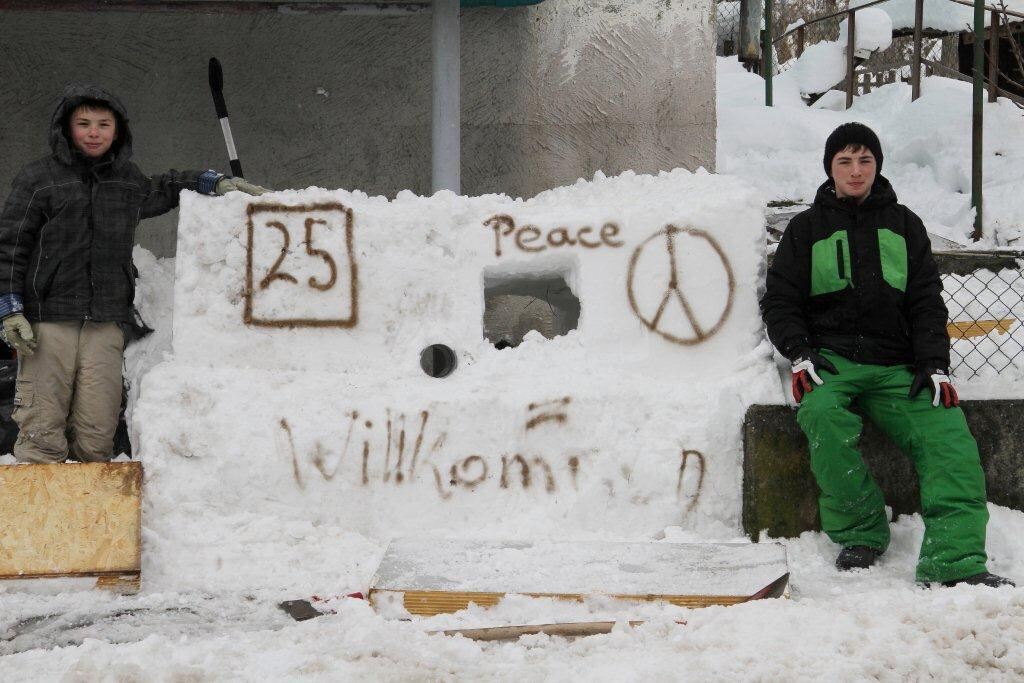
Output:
[796, 350, 989, 583]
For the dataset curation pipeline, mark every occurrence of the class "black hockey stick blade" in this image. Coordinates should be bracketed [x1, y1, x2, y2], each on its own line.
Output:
[208, 57, 228, 118]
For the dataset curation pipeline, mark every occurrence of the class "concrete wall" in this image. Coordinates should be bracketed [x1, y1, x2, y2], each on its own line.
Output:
[743, 402, 1024, 540]
[0, 0, 715, 257]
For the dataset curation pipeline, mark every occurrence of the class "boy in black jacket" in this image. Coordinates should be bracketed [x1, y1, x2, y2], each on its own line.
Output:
[760, 122, 1012, 588]
[0, 84, 265, 464]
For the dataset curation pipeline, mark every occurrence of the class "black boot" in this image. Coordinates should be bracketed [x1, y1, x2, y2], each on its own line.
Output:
[941, 572, 1016, 588]
[836, 546, 882, 571]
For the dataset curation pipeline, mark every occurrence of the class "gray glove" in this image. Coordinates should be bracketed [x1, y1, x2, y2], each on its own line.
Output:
[2, 314, 37, 356]
[215, 177, 271, 196]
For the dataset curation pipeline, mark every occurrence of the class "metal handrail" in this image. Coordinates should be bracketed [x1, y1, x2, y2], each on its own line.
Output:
[772, 0, 889, 45]
[948, 0, 1024, 20]
[773, 0, 1024, 46]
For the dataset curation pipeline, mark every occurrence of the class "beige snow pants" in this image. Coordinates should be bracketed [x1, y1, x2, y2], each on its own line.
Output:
[12, 321, 124, 464]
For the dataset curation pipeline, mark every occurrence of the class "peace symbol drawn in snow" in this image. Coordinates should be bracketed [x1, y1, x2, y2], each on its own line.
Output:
[626, 225, 735, 346]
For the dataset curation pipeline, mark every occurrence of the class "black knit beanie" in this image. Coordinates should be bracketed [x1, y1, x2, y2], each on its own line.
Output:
[823, 122, 883, 177]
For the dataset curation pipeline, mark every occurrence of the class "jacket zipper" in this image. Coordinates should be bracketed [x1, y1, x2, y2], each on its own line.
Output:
[836, 240, 845, 280]
[86, 170, 97, 320]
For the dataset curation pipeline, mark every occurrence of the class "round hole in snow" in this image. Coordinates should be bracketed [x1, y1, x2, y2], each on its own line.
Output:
[420, 344, 457, 378]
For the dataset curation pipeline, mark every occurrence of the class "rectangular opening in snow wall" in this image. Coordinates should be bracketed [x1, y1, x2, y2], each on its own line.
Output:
[483, 264, 580, 349]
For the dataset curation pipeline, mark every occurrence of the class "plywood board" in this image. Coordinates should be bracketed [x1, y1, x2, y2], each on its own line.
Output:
[0, 462, 142, 579]
[370, 538, 789, 616]
[947, 318, 1016, 340]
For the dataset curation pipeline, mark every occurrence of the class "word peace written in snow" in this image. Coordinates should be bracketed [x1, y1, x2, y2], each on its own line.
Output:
[484, 214, 624, 257]
[244, 202, 358, 328]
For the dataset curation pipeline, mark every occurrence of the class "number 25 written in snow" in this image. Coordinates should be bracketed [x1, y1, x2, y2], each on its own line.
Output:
[259, 218, 338, 292]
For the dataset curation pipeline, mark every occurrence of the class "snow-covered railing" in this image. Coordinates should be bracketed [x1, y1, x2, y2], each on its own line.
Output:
[766, 0, 1022, 240]
[769, 0, 1024, 107]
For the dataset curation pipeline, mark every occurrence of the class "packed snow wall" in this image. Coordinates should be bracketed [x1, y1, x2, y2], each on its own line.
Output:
[133, 171, 781, 587]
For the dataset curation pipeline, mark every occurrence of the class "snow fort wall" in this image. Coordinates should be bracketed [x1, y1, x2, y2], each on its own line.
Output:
[134, 171, 780, 573]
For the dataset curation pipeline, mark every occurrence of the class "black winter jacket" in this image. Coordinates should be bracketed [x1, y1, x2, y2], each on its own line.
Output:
[760, 176, 950, 369]
[0, 84, 219, 323]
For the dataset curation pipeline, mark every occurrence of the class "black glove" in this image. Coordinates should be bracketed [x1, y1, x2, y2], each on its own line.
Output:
[909, 366, 959, 408]
[790, 349, 839, 403]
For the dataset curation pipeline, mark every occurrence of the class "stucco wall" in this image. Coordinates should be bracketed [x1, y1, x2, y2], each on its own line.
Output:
[0, 1, 715, 257]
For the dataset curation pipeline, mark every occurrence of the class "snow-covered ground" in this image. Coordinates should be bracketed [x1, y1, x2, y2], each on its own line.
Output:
[3, 59, 1024, 681]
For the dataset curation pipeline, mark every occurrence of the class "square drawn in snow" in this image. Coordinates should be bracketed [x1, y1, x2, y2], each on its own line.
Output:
[244, 202, 358, 328]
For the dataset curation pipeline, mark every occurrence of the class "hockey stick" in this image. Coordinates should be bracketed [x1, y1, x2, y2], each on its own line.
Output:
[208, 57, 244, 178]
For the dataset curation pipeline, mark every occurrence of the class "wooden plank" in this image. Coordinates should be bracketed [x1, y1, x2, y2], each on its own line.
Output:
[374, 587, 772, 617]
[948, 318, 1017, 339]
[369, 538, 789, 617]
[434, 620, 650, 641]
[0, 463, 142, 580]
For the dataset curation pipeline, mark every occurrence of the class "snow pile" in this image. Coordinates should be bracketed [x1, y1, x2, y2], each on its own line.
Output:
[777, 41, 851, 95]
[777, 8, 893, 96]
[131, 171, 779, 592]
[840, 7, 894, 54]
[3, 516, 1023, 678]
[717, 56, 1024, 249]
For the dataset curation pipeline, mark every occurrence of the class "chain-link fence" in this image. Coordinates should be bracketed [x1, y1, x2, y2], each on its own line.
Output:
[763, 245, 1024, 379]
[773, 13, 843, 75]
[717, 0, 743, 56]
[937, 252, 1024, 379]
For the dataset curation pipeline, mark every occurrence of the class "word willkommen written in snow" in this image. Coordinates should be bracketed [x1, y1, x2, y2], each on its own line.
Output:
[278, 405, 574, 499]
[484, 214, 624, 257]
[277, 399, 706, 513]
[244, 202, 359, 328]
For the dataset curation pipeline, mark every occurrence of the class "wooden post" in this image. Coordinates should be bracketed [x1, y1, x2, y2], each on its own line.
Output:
[796, 25, 805, 58]
[989, 10, 1000, 103]
[912, 0, 924, 100]
[846, 10, 856, 109]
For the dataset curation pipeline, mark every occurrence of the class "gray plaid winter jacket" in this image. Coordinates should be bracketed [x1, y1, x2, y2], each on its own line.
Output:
[0, 84, 220, 323]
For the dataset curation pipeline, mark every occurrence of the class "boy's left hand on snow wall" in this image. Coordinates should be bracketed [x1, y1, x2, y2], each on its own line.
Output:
[215, 177, 271, 196]
[909, 367, 959, 408]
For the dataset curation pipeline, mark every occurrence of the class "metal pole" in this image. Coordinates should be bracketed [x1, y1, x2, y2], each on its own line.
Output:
[971, 0, 984, 240]
[911, 0, 923, 101]
[739, 0, 764, 63]
[432, 0, 461, 194]
[988, 10, 1000, 103]
[845, 10, 856, 109]
[764, 0, 773, 106]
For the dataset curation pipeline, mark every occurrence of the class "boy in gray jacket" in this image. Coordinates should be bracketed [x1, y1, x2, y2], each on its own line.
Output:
[0, 84, 264, 463]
